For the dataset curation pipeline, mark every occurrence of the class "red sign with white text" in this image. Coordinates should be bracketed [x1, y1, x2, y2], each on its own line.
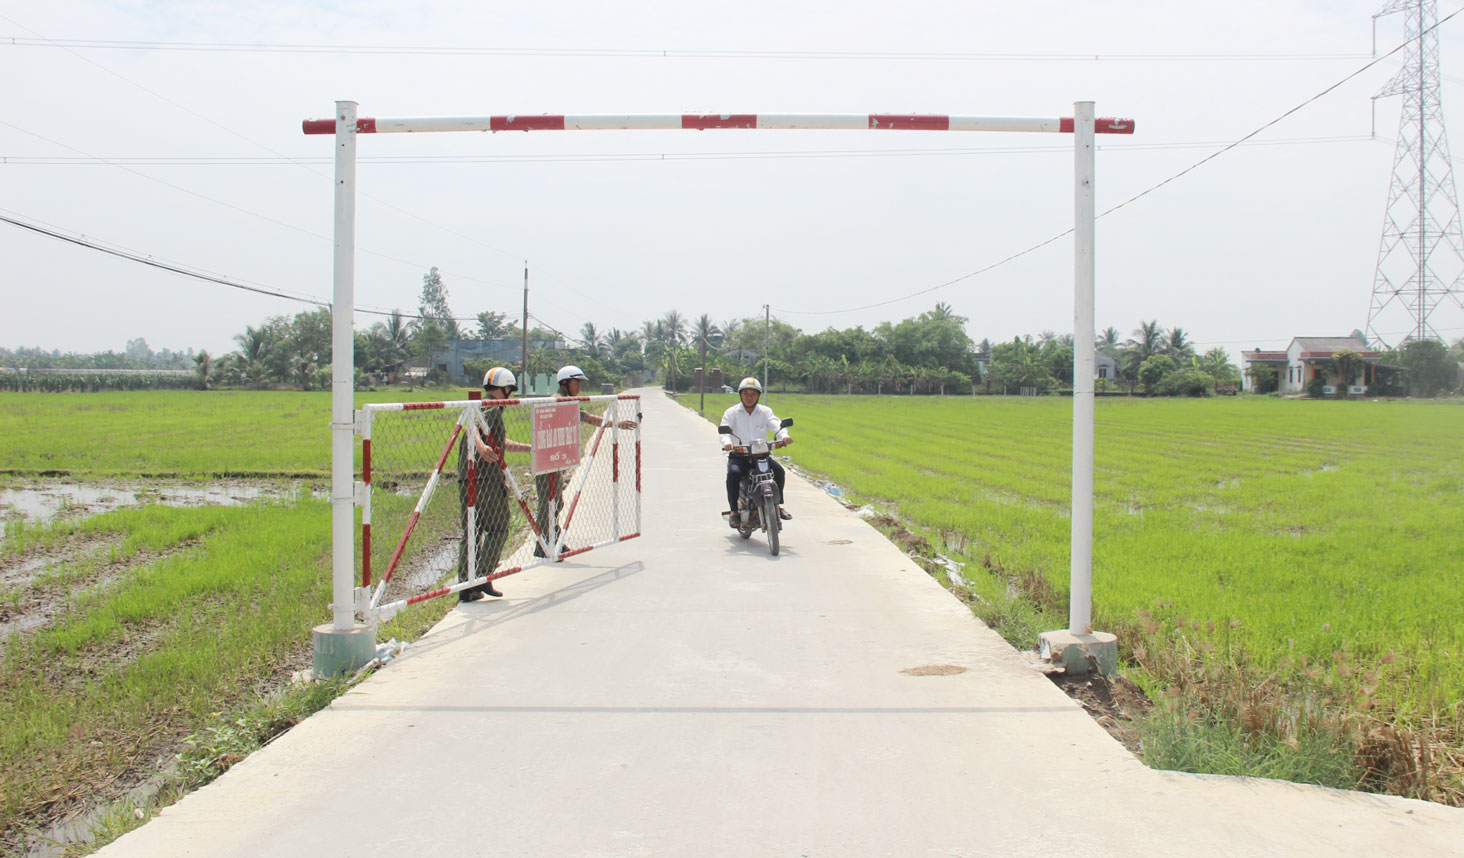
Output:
[531, 403, 582, 475]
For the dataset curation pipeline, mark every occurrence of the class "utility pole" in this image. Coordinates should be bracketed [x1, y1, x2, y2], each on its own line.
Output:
[521, 263, 530, 391]
[763, 304, 770, 398]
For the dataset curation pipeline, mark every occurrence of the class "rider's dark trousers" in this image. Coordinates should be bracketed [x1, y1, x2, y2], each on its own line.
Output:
[726, 455, 785, 512]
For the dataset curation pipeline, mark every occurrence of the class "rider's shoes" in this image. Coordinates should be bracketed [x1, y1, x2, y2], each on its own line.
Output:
[532, 544, 548, 558]
[778, 507, 793, 521]
[459, 587, 486, 603]
[727, 512, 740, 529]
[482, 582, 504, 598]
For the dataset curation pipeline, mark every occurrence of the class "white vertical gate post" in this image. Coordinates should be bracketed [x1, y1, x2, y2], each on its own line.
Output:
[1039, 101, 1117, 675]
[330, 100, 358, 633]
[1070, 101, 1096, 636]
[313, 100, 376, 675]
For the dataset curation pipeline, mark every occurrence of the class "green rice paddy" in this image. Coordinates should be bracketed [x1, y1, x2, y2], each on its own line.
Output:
[705, 392, 1464, 799]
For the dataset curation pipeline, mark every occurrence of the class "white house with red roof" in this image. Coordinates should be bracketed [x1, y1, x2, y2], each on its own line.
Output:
[1240, 336, 1381, 394]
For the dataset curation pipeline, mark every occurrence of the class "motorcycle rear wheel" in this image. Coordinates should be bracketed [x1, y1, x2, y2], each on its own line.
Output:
[762, 493, 780, 556]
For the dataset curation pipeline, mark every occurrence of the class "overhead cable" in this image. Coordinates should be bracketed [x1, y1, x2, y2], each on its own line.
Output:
[0, 211, 498, 323]
[0, 36, 1372, 63]
[771, 7, 1463, 317]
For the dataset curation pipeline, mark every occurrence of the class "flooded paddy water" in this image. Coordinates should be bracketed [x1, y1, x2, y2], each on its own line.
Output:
[0, 479, 330, 539]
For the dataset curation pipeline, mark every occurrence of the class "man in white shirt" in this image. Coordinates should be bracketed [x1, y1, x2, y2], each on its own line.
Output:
[719, 377, 793, 527]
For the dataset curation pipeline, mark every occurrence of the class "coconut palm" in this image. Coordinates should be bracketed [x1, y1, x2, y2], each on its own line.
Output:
[1165, 327, 1195, 361]
[232, 324, 271, 389]
[1196, 347, 1239, 383]
[660, 310, 687, 349]
[579, 322, 604, 356]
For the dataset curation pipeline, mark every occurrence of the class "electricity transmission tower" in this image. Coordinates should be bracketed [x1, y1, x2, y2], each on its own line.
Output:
[1368, 0, 1464, 347]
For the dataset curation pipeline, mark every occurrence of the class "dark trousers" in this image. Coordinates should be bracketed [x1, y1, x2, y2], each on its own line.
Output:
[726, 455, 785, 512]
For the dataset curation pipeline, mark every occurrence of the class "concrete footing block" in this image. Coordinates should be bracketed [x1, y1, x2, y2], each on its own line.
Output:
[1038, 629, 1118, 676]
[312, 622, 377, 677]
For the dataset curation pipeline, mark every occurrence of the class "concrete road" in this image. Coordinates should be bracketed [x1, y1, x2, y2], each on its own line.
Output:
[97, 389, 1464, 857]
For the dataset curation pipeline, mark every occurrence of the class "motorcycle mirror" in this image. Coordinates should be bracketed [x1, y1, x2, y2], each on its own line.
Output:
[779, 418, 794, 428]
[717, 425, 732, 435]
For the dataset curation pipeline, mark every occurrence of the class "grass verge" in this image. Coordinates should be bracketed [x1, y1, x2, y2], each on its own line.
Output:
[0, 498, 459, 854]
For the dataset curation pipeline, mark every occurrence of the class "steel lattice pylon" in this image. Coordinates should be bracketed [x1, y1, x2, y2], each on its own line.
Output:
[1368, 0, 1464, 347]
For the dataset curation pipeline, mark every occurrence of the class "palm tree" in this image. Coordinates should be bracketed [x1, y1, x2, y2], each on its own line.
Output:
[1126, 320, 1165, 360]
[193, 350, 213, 391]
[693, 314, 720, 410]
[1119, 321, 1165, 393]
[579, 322, 604, 356]
[233, 325, 271, 389]
[1165, 327, 1195, 361]
[660, 310, 687, 349]
[660, 311, 687, 390]
[1100, 327, 1121, 350]
[1197, 347, 1238, 383]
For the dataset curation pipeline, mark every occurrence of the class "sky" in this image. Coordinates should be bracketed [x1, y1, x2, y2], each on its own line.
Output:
[5, 0, 1464, 361]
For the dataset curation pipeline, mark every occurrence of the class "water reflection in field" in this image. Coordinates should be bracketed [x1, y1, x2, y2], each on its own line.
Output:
[0, 481, 329, 537]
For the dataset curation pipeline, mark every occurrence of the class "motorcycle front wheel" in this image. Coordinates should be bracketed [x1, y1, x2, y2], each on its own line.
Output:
[762, 492, 780, 556]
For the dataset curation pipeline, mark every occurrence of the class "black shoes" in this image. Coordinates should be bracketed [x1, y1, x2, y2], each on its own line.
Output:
[778, 507, 793, 520]
[458, 582, 503, 602]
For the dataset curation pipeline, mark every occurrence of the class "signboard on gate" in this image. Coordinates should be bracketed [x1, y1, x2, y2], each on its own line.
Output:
[531, 402, 582, 474]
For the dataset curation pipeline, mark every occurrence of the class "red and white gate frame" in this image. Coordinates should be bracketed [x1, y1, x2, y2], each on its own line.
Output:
[355, 394, 641, 621]
[313, 105, 1132, 639]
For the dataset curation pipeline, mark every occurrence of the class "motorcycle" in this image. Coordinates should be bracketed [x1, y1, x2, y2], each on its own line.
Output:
[718, 418, 794, 556]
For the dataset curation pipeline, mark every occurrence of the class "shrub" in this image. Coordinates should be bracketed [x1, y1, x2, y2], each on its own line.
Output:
[1156, 368, 1216, 397]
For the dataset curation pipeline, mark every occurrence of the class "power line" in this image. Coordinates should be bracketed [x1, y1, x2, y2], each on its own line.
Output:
[0, 210, 496, 323]
[0, 120, 524, 292]
[772, 8, 1464, 317]
[0, 35, 1373, 63]
[0, 135, 1380, 166]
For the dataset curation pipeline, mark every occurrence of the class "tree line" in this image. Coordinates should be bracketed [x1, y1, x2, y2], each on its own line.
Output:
[8, 267, 1462, 396]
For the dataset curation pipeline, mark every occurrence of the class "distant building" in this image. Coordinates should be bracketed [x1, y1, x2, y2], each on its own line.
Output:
[1240, 336, 1391, 395]
[1094, 353, 1119, 382]
[430, 338, 566, 385]
[723, 348, 761, 365]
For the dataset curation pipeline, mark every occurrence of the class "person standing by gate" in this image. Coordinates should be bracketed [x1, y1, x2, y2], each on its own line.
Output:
[533, 365, 638, 558]
[457, 367, 530, 601]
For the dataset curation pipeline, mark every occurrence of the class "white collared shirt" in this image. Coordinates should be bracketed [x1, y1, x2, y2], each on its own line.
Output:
[719, 402, 788, 448]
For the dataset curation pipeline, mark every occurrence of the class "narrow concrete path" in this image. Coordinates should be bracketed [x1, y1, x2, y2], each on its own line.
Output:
[98, 390, 1463, 857]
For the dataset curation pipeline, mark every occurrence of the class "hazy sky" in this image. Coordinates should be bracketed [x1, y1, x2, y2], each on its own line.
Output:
[5, 0, 1463, 360]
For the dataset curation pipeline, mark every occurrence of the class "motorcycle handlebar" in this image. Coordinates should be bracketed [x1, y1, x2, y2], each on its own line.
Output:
[727, 440, 787, 454]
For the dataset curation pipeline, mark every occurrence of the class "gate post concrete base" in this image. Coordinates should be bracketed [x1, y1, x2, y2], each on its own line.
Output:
[1038, 629, 1118, 676]
[312, 622, 376, 677]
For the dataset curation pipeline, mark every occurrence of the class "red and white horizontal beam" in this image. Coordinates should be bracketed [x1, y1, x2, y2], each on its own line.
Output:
[303, 113, 1134, 135]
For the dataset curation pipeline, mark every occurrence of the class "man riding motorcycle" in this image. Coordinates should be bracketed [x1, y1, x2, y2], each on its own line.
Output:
[719, 377, 793, 527]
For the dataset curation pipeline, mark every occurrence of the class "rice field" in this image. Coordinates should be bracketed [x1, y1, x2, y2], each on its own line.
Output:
[0, 389, 466, 477]
[0, 389, 474, 851]
[704, 392, 1464, 800]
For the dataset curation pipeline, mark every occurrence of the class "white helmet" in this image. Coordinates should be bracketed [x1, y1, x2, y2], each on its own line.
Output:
[737, 376, 763, 393]
[556, 365, 588, 384]
[482, 366, 518, 392]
